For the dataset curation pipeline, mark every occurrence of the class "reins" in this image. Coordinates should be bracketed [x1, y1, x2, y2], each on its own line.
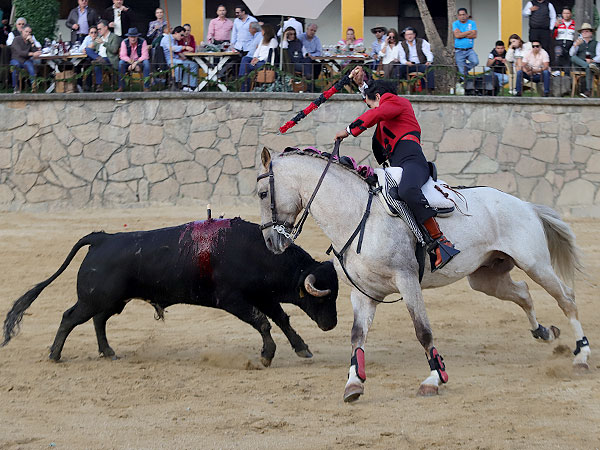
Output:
[257, 140, 402, 305]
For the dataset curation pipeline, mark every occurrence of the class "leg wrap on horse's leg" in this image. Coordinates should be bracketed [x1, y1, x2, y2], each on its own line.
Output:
[574, 336, 589, 356]
[350, 348, 366, 382]
[428, 347, 448, 383]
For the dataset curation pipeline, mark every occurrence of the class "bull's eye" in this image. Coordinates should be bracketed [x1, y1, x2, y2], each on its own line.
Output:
[258, 191, 268, 200]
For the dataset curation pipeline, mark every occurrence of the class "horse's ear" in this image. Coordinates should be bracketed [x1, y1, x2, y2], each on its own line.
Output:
[261, 147, 272, 169]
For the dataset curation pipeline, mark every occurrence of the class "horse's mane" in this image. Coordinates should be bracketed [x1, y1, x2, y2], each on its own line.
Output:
[277, 149, 371, 184]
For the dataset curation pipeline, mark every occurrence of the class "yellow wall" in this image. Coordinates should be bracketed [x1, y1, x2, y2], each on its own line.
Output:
[181, 0, 204, 42]
[500, 0, 522, 41]
[341, 0, 364, 40]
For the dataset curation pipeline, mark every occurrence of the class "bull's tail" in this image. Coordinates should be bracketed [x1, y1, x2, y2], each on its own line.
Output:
[531, 203, 584, 285]
[2, 232, 106, 347]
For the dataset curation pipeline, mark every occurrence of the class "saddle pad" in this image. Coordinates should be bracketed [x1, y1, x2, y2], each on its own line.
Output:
[374, 167, 458, 210]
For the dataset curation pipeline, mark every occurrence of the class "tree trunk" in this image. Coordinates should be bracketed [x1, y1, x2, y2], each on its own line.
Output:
[574, 0, 594, 27]
[414, 0, 457, 92]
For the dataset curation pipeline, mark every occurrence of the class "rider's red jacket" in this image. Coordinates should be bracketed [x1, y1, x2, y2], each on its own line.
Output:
[347, 93, 421, 164]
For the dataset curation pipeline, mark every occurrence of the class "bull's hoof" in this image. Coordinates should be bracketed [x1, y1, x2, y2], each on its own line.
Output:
[417, 384, 439, 397]
[573, 362, 590, 371]
[295, 348, 313, 359]
[260, 356, 273, 367]
[550, 326, 560, 339]
[99, 348, 118, 360]
[343, 383, 364, 403]
[48, 353, 61, 362]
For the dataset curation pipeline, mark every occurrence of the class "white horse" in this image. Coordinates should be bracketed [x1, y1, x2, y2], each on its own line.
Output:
[257, 148, 590, 402]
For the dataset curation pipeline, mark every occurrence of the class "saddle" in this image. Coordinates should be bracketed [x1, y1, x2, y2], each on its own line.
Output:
[373, 163, 461, 245]
[374, 163, 458, 217]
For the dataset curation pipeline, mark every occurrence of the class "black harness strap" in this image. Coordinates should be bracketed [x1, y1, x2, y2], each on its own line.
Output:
[327, 187, 402, 305]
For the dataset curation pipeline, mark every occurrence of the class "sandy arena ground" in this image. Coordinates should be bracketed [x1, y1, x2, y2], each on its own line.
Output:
[0, 205, 598, 449]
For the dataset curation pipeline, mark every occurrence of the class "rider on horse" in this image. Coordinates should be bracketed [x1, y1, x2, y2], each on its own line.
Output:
[335, 66, 460, 271]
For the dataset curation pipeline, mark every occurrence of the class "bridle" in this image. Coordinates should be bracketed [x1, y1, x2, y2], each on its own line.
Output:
[257, 139, 341, 241]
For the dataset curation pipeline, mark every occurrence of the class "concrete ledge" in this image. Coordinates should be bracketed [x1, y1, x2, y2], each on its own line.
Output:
[2, 91, 600, 106]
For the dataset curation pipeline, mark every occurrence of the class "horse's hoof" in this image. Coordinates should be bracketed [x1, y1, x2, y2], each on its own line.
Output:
[295, 349, 313, 359]
[343, 383, 364, 403]
[550, 326, 561, 339]
[260, 356, 272, 367]
[417, 384, 438, 397]
[573, 362, 590, 371]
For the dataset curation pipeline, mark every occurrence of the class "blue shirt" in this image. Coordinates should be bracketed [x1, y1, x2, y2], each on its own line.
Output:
[247, 32, 263, 57]
[160, 34, 184, 64]
[298, 33, 322, 57]
[231, 15, 258, 51]
[77, 7, 90, 35]
[453, 19, 477, 49]
[371, 37, 385, 57]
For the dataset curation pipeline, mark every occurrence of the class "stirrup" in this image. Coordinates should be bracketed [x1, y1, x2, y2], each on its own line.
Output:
[429, 238, 460, 272]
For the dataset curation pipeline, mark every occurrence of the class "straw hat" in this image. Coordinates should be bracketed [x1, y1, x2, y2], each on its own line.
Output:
[370, 24, 387, 34]
[578, 22, 595, 32]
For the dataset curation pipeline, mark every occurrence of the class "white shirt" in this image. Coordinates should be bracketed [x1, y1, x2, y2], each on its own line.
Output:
[113, 6, 123, 37]
[277, 18, 303, 37]
[7, 31, 41, 48]
[253, 38, 278, 62]
[378, 43, 399, 65]
[398, 39, 434, 64]
[98, 31, 111, 58]
[522, 1, 557, 30]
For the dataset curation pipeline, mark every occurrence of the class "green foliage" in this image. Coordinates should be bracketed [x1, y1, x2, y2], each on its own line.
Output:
[13, 0, 60, 42]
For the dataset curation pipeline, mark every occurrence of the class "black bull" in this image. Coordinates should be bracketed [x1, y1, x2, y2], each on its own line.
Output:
[2, 218, 338, 366]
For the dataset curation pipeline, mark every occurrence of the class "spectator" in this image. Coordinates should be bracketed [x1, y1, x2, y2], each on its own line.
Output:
[231, 5, 258, 56]
[239, 23, 278, 91]
[161, 25, 198, 91]
[81, 25, 97, 50]
[378, 28, 400, 79]
[66, 0, 99, 44]
[516, 39, 550, 97]
[298, 23, 322, 57]
[486, 40, 509, 87]
[118, 27, 150, 92]
[179, 24, 196, 50]
[338, 27, 364, 52]
[522, 0, 556, 60]
[453, 8, 478, 76]
[9, 24, 41, 93]
[7, 17, 41, 48]
[369, 24, 387, 72]
[104, 0, 134, 40]
[207, 4, 233, 45]
[398, 26, 435, 92]
[553, 7, 576, 74]
[85, 20, 119, 92]
[569, 23, 600, 98]
[147, 8, 167, 44]
[277, 17, 303, 38]
[236, 22, 262, 78]
[281, 26, 311, 77]
[298, 23, 322, 78]
[77, 25, 98, 91]
[506, 34, 532, 93]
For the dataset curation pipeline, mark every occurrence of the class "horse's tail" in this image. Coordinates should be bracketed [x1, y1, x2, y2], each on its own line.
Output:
[531, 203, 583, 285]
[2, 232, 106, 347]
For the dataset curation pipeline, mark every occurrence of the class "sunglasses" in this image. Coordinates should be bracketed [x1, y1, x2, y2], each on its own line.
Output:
[532, 44, 540, 48]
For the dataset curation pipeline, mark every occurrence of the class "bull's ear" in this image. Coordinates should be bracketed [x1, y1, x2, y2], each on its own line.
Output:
[261, 147, 272, 169]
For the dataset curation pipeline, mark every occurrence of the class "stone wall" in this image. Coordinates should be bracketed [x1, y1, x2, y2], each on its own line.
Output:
[1, 92, 599, 216]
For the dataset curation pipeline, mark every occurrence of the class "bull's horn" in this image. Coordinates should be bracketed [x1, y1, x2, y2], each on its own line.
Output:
[304, 274, 331, 297]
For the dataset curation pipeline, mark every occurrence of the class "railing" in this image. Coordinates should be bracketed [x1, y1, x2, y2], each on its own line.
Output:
[0, 61, 593, 97]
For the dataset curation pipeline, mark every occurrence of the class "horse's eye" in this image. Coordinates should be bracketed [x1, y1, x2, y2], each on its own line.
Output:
[258, 191, 268, 200]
